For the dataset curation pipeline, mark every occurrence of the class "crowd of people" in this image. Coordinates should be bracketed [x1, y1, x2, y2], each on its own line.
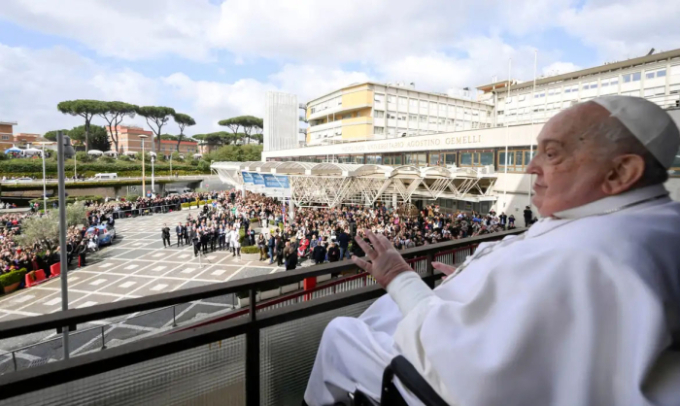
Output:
[151, 189, 520, 272]
[3, 187, 522, 282]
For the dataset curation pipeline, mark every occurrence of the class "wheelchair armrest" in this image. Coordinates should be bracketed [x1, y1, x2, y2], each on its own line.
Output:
[382, 355, 448, 406]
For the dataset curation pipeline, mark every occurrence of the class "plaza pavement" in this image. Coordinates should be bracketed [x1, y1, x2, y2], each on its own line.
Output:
[0, 209, 290, 373]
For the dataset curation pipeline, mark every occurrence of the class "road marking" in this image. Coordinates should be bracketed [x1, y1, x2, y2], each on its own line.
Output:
[12, 295, 35, 303]
[152, 253, 164, 258]
[99, 263, 114, 268]
[45, 298, 62, 306]
[178, 254, 190, 259]
[125, 265, 138, 270]
[90, 279, 107, 286]
[119, 281, 136, 288]
[181, 267, 195, 274]
[151, 284, 168, 292]
[211, 269, 226, 276]
[77, 301, 98, 308]
[152, 266, 166, 272]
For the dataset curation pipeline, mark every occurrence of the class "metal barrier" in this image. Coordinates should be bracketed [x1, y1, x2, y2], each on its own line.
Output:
[0, 229, 524, 405]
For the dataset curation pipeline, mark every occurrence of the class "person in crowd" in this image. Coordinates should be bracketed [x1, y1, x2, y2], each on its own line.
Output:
[258, 234, 267, 261]
[229, 226, 241, 259]
[523, 205, 533, 227]
[161, 223, 171, 248]
[175, 222, 184, 247]
[304, 95, 680, 405]
[327, 242, 340, 263]
[312, 241, 327, 265]
[284, 241, 297, 271]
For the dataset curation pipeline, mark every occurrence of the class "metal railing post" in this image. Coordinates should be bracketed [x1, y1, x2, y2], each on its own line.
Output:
[172, 306, 177, 327]
[245, 289, 260, 406]
[12, 351, 17, 372]
[101, 326, 106, 350]
[425, 252, 436, 289]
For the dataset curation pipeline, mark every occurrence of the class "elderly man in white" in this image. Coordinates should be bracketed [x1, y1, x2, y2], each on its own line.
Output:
[303, 95, 680, 406]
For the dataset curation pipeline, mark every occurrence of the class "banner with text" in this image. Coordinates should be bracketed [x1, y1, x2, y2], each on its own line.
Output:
[242, 172, 254, 183]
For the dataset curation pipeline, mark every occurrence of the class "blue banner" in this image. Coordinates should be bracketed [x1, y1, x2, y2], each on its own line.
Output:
[263, 174, 290, 188]
[242, 171, 253, 183]
[275, 175, 290, 188]
[252, 173, 264, 185]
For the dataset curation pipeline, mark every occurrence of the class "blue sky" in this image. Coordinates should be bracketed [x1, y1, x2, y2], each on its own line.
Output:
[0, 0, 677, 135]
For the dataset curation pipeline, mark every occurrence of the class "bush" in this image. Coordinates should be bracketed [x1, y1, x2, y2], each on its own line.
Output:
[197, 160, 210, 172]
[206, 199, 213, 205]
[29, 195, 103, 207]
[241, 246, 259, 254]
[249, 218, 259, 223]
[75, 151, 92, 163]
[118, 154, 131, 162]
[125, 194, 140, 202]
[0, 268, 28, 287]
[199, 200, 207, 206]
[190, 201, 198, 208]
[181, 202, 190, 209]
[99, 155, 115, 163]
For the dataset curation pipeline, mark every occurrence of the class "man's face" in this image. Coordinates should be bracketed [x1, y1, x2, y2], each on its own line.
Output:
[526, 104, 612, 217]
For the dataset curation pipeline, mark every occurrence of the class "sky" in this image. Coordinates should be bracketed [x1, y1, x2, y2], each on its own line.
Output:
[1, 0, 679, 137]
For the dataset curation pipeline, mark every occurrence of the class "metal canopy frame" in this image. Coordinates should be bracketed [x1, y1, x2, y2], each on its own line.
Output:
[211, 161, 499, 207]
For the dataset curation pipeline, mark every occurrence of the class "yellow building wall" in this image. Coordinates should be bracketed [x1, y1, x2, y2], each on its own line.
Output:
[342, 122, 373, 140]
[341, 90, 373, 109]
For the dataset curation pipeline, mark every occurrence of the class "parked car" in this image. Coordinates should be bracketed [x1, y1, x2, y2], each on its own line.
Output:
[86, 224, 116, 246]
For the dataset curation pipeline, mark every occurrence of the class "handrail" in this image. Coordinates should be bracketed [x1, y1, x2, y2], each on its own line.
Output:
[0, 229, 523, 340]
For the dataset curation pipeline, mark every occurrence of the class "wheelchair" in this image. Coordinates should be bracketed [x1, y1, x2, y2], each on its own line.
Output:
[303, 355, 448, 406]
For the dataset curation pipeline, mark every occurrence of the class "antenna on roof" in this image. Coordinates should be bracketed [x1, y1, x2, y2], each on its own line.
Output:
[647, 48, 655, 56]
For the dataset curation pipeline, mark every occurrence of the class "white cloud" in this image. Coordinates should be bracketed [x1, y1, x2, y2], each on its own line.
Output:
[558, 0, 680, 60]
[0, 0, 217, 60]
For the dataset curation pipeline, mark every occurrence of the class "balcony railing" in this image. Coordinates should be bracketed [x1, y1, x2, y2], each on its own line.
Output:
[0, 230, 523, 406]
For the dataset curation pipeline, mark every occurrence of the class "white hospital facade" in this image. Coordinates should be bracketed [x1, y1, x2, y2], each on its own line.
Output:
[262, 49, 680, 215]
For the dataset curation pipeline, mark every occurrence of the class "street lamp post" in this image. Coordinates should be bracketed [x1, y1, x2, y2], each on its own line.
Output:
[139, 135, 148, 197]
[74, 151, 77, 181]
[36, 142, 54, 212]
[169, 152, 173, 177]
[151, 154, 155, 197]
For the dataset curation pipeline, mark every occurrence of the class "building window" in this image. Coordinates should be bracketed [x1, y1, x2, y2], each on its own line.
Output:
[374, 93, 385, 105]
[398, 114, 406, 121]
[670, 84, 680, 94]
[409, 114, 418, 121]
[374, 126, 384, 135]
[1, 135, 9, 141]
[646, 68, 667, 79]
[445, 153, 457, 166]
[565, 88, 571, 94]
[374, 110, 384, 118]
[398, 97, 407, 107]
[622, 90, 641, 97]
[342, 114, 352, 119]
[622, 72, 641, 83]
[387, 112, 397, 120]
[419, 115, 427, 123]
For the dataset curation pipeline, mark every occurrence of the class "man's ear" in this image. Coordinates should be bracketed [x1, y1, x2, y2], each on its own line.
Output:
[601, 154, 645, 195]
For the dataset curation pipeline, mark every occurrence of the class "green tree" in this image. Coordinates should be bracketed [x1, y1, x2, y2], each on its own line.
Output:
[170, 151, 184, 162]
[68, 124, 111, 151]
[99, 101, 137, 153]
[75, 151, 92, 163]
[160, 134, 178, 141]
[252, 133, 263, 145]
[136, 106, 176, 152]
[16, 202, 89, 250]
[218, 115, 263, 144]
[193, 132, 231, 154]
[172, 113, 196, 152]
[44, 129, 69, 142]
[57, 100, 105, 151]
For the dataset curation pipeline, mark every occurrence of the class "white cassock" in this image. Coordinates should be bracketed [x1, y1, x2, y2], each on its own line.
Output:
[304, 184, 680, 405]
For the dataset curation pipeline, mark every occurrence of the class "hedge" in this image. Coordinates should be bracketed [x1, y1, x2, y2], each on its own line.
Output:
[1, 178, 194, 191]
[0, 159, 209, 178]
[0, 268, 28, 287]
[29, 195, 103, 206]
[181, 202, 191, 209]
[241, 246, 260, 254]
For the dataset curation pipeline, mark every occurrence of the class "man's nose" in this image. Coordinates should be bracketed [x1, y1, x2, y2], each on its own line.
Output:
[525, 155, 541, 175]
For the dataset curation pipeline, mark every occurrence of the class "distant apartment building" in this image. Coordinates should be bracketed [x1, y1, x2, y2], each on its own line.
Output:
[0, 122, 47, 150]
[264, 91, 300, 151]
[305, 82, 494, 146]
[479, 48, 680, 127]
[109, 125, 198, 158]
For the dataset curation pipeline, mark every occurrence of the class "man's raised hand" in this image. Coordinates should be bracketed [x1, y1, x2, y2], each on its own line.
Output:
[351, 230, 414, 288]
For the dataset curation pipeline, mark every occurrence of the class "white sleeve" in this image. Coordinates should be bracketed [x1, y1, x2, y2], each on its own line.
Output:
[386, 252, 663, 406]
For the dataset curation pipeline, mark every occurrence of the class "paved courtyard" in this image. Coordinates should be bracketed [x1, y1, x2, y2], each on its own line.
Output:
[0, 209, 288, 372]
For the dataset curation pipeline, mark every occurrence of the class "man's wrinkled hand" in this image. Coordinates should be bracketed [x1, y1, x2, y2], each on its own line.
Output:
[350, 230, 414, 288]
